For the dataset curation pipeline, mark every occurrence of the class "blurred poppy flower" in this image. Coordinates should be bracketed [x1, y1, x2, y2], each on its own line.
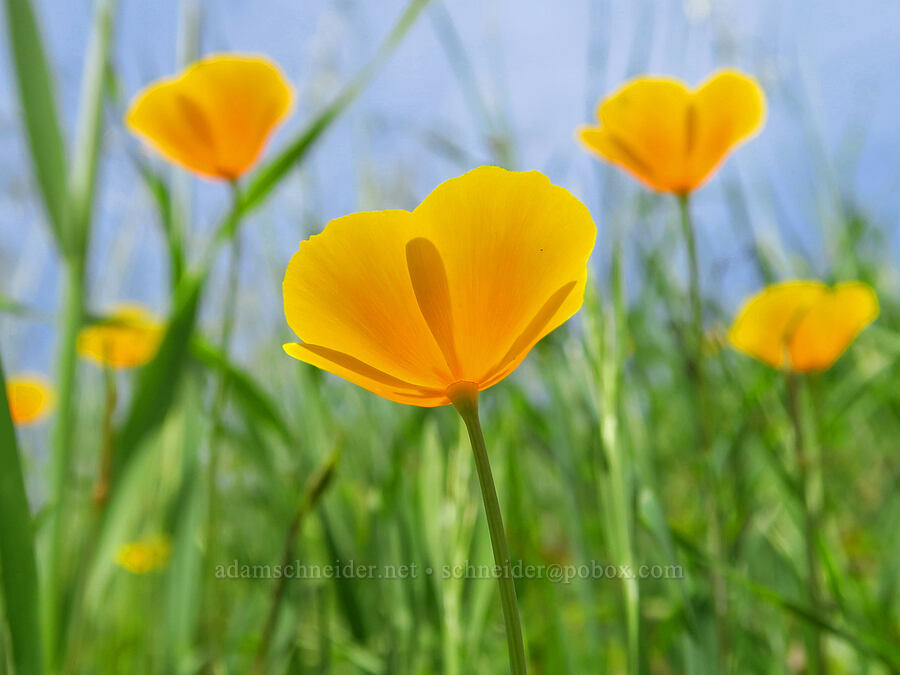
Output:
[728, 280, 878, 372]
[282, 166, 596, 406]
[78, 304, 163, 369]
[115, 535, 172, 574]
[6, 376, 54, 425]
[578, 69, 766, 194]
[126, 54, 294, 180]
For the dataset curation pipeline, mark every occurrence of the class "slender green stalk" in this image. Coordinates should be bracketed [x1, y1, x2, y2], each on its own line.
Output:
[677, 194, 703, 395]
[203, 181, 244, 655]
[255, 450, 339, 673]
[93, 363, 117, 508]
[787, 373, 827, 675]
[44, 255, 85, 667]
[59, 363, 121, 670]
[677, 193, 729, 668]
[602, 247, 640, 675]
[448, 382, 527, 675]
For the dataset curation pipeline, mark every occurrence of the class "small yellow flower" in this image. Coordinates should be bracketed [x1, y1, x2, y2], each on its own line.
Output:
[77, 304, 163, 369]
[578, 69, 766, 194]
[728, 280, 879, 372]
[5, 375, 54, 426]
[126, 54, 294, 180]
[115, 535, 172, 574]
[282, 166, 596, 406]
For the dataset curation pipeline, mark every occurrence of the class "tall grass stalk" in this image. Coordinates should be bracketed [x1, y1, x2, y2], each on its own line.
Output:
[602, 246, 640, 675]
[255, 449, 339, 672]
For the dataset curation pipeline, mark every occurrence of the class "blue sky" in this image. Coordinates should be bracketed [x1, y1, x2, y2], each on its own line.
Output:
[1, 0, 898, 372]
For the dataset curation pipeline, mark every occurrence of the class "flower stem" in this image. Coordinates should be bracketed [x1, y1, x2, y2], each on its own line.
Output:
[677, 193, 730, 667]
[92, 363, 117, 508]
[677, 193, 703, 395]
[448, 382, 527, 675]
[787, 373, 827, 675]
[203, 181, 244, 657]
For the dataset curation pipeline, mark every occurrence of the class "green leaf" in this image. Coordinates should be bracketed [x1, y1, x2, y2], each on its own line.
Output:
[0, 354, 45, 675]
[112, 270, 205, 481]
[2, 0, 68, 247]
[66, 0, 117, 258]
[133, 159, 185, 290]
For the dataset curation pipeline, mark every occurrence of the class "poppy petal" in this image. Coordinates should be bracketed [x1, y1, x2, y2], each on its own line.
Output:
[728, 281, 825, 368]
[283, 342, 447, 407]
[282, 211, 453, 392]
[405, 238, 464, 379]
[480, 280, 580, 389]
[413, 167, 596, 385]
[787, 282, 879, 372]
[687, 69, 766, 190]
[580, 77, 691, 192]
[126, 54, 293, 180]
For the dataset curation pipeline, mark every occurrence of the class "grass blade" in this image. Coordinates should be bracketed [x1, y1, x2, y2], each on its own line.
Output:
[134, 160, 185, 291]
[66, 0, 116, 257]
[1, 0, 68, 245]
[0, 354, 45, 675]
[43, 2, 118, 664]
[112, 270, 204, 481]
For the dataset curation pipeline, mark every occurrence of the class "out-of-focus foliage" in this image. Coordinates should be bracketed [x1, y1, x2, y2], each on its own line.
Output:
[1, 0, 898, 673]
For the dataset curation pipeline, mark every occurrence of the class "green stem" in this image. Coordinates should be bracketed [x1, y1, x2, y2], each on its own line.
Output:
[448, 382, 527, 675]
[203, 181, 243, 654]
[93, 363, 117, 508]
[678, 193, 730, 667]
[677, 193, 703, 392]
[45, 254, 85, 668]
[787, 373, 827, 675]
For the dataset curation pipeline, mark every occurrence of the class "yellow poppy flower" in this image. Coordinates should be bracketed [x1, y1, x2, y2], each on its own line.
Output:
[728, 280, 879, 372]
[115, 535, 172, 574]
[578, 69, 766, 194]
[282, 166, 596, 406]
[126, 54, 294, 180]
[6, 376, 54, 426]
[77, 304, 163, 369]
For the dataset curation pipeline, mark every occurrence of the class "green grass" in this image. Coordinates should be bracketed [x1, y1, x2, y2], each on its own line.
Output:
[2, 1, 900, 673]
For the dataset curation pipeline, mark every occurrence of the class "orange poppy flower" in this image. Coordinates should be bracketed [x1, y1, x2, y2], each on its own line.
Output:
[126, 54, 294, 180]
[6, 376, 54, 426]
[578, 69, 766, 194]
[77, 304, 163, 369]
[728, 280, 879, 372]
[282, 166, 597, 406]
